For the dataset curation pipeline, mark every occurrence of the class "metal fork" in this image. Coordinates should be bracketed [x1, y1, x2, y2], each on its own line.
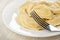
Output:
[30, 10, 60, 31]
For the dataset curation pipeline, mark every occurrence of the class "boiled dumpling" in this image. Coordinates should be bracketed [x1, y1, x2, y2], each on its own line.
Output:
[48, 16, 60, 26]
[33, 5, 54, 19]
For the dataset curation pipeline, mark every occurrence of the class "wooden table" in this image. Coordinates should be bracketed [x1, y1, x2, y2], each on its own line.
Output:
[0, 0, 60, 40]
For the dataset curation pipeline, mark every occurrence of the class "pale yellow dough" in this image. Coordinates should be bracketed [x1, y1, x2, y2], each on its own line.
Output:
[16, 1, 60, 30]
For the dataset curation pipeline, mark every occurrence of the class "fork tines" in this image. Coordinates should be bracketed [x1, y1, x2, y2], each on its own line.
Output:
[30, 10, 49, 30]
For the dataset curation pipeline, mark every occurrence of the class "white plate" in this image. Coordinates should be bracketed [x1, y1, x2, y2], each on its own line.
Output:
[2, 0, 60, 37]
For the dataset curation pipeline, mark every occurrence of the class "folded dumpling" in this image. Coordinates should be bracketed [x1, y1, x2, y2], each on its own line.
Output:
[33, 5, 54, 19]
[47, 16, 60, 26]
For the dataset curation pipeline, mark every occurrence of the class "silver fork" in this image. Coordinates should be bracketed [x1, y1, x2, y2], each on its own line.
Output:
[30, 10, 60, 31]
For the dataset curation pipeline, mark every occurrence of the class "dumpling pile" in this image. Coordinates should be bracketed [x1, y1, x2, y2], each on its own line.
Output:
[16, 0, 60, 30]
